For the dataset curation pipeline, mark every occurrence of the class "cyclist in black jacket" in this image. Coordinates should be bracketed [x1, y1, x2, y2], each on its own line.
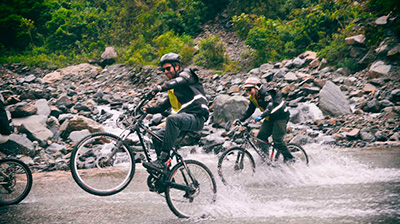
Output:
[235, 77, 295, 163]
[143, 53, 209, 170]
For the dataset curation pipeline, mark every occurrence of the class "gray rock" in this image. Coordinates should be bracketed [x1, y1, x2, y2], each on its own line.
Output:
[289, 102, 324, 124]
[375, 15, 388, 25]
[69, 129, 91, 144]
[35, 99, 51, 116]
[212, 94, 249, 128]
[369, 61, 391, 76]
[318, 81, 351, 116]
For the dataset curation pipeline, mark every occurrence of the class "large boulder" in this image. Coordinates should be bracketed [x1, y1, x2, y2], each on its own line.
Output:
[289, 102, 324, 124]
[100, 47, 118, 67]
[318, 81, 351, 117]
[212, 94, 249, 128]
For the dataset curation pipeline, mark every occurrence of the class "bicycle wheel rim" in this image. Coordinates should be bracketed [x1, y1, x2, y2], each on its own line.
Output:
[165, 160, 217, 218]
[70, 133, 135, 196]
[218, 147, 255, 186]
[287, 144, 309, 165]
[0, 159, 32, 206]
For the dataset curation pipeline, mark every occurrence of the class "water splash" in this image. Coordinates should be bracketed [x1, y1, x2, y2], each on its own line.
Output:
[202, 144, 400, 220]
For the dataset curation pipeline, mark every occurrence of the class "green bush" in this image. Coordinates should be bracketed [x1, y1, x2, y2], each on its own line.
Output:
[194, 36, 227, 69]
[231, 13, 256, 39]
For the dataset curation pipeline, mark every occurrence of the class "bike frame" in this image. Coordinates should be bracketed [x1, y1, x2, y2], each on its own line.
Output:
[233, 123, 281, 163]
[108, 99, 198, 190]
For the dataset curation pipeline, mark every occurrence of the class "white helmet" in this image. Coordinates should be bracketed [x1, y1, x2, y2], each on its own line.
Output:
[243, 77, 261, 89]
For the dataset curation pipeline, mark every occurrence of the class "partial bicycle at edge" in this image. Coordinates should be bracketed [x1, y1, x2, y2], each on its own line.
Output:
[0, 157, 33, 206]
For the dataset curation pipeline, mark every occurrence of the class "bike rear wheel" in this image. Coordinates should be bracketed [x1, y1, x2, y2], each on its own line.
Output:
[165, 160, 217, 218]
[0, 158, 33, 206]
[217, 147, 256, 186]
[70, 132, 135, 196]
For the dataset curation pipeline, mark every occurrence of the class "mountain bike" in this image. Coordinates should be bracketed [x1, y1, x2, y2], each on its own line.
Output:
[69, 97, 217, 218]
[218, 120, 309, 186]
[0, 158, 33, 206]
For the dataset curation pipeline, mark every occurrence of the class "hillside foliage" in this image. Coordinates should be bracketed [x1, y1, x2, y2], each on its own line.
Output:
[0, 0, 399, 70]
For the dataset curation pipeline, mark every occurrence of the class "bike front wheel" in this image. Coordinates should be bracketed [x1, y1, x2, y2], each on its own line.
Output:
[217, 147, 256, 186]
[0, 158, 33, 206]
[70, 132, 135, 196]
[165, 160, 217, 218]
[272, 143, 309, 165]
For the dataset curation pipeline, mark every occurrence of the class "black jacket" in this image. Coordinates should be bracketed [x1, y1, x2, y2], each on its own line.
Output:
[146, 68, 209, 120]
[240, 85, 289, 122]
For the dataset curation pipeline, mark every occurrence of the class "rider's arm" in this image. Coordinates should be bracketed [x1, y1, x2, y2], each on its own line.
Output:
[145, 99, 171, 114]
[260, 90, 284, 118]
[239, 102, 256, 122]
[158, 70, 195, 91]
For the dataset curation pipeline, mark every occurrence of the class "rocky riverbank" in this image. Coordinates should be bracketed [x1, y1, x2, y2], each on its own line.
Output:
[0, 49, 399, 173]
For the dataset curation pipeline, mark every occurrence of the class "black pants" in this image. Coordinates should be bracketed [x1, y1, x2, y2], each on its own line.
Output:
[152, 112, 204, 156]
[257, 118, 294, 161]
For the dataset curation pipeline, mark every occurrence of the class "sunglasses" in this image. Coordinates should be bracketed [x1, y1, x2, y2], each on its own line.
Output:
[245, 88, 253, 92]
[161, 66, 173, 72]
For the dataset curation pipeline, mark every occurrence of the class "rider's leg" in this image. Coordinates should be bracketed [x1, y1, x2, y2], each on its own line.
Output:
[256, 120, 272, 156]
[160, 113, 204, 154]
[271, 118, 294, 162]
[152, 129, 165, 157]
[144, 113, 204, 170]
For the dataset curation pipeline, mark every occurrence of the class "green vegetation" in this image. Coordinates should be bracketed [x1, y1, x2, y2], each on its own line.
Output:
[194, 36, 227, 69]
[0, 0, 399, 70]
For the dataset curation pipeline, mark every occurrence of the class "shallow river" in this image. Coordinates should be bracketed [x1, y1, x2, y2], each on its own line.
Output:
[1, 145, 399, 223]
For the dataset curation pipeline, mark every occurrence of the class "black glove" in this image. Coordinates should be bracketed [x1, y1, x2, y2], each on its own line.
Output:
[145, 88, 159, 100]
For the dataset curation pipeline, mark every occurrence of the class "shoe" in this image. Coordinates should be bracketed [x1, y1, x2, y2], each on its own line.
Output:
[143, 159, 166, 171]
[143, 151, 169, 171]
[284, 157, 296, 165]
